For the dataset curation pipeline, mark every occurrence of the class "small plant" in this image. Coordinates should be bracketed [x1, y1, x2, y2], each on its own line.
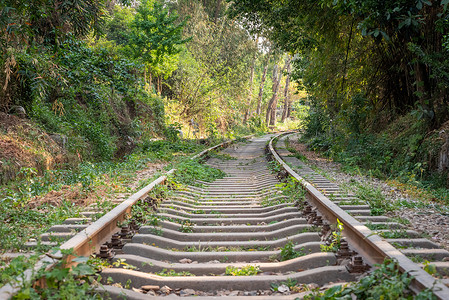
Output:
[320, 219, 343, 252]
[156, 269, 195, 276]
[423, 260, 437, 276]
[262, 178, 305, 207]
[267, 160, 282, 173]
[148, 227, 163, 236]
[352, 182, 392, 215]
[303, 258, 437, 300]
[10, 249, 101, 299]
[365, 222, 390, 230]
[378, 230, 410, 239]
[279, 241, 306, 261]
[225, 265, 261, 276]
[179, 219, 195, 233]
[0, 255, 39, 288]
[270, 278, 298, 292]
[112, 258, 138, 270]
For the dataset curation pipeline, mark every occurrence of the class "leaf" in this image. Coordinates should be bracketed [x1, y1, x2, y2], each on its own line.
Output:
[442, 0, 449, 10]
[71, 263, 96, 276]
[72, 256, 89, 263]
[380, 31, 390, 41]
[323, 285, 343, 296]
[417, 1, 423, 10]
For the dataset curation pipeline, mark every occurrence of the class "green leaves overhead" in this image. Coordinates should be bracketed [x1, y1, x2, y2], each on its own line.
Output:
[128, 0, 191, 67]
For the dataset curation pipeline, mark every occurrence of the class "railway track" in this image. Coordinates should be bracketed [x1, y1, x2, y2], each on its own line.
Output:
[2, 133, 449, 299]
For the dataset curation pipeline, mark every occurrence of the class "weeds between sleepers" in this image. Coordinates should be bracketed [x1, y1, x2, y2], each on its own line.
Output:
[303, 259, 437, 300]
[225, 265, 261, 276]
[1, 249, 103, 298]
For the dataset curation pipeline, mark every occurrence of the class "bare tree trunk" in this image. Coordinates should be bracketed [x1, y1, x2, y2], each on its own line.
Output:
[266, 64, 281, 125]
[281, 57, 292, 122]
[287, 100, 292, 118]
[214, 0, 222, 23]
[266, 56, 291, 126]
[243, 50, 257, 124]
[256, 63, 268, 115]
[157, 76, 161, 94]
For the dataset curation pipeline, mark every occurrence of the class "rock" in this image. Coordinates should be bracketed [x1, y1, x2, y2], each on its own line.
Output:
[141, 285, 160, 291]
[209, 260, 220, 264]
[307, 283, 320, 290]
[9, 106, 26, 118]
[244, 291, 258, 296]
[228, 291, 239, 296]
[179, 288, 195, 296]
[179, 258, 192, 264]
[160, 285, 172, 294]
[261, 272, 276, 275]
[277, 284, 290, 293]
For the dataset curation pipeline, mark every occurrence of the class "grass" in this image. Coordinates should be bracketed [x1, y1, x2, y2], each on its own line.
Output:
[172, 159, 226, 187]
[225, 265, 261, 276]
[0, 139, 212, 253]
[0, 199, 86, 252]
[340, 181, 393, 216]
[156, 269, 195, 277]
[181, 245, 271, 252]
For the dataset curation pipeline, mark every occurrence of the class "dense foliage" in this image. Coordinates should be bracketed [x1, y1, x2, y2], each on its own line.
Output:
[0, 0, 301, 169]
[229, 0, 449, 187]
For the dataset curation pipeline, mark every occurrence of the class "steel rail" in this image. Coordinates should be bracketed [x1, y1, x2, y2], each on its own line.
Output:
[0, 138, 238, 299]
[269, 132, 449, 299]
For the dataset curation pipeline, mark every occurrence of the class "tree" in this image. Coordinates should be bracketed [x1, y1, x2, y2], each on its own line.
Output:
[281, 56, 292, 122]
[126, 0, 190, 91]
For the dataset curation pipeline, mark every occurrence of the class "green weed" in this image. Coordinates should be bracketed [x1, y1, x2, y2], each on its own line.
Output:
[225, 265, 260, 276]
[4, 249, 101, 299]
[378, 230, 411, 239]
[320, 219, 343, 252]
[173, 159, 226, 186]
[279, 241, 306, 261]
[156, 269, 195, 276]
[178, 220, 195, 233]
[271, 278, 298, 291]
[304, 258, 436, 299]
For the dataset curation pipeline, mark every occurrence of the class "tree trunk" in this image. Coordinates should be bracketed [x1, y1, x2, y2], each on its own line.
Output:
[157, 76, 161, 95]
[266, 56, 290, 126]
[266, 64, 281, 125]
[256, 63, 268, 115]
[281, 57, 292, 122]
[287, 100, 292, 118]
[243, 50, 257, 124]
[214, 0, 222, 23]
